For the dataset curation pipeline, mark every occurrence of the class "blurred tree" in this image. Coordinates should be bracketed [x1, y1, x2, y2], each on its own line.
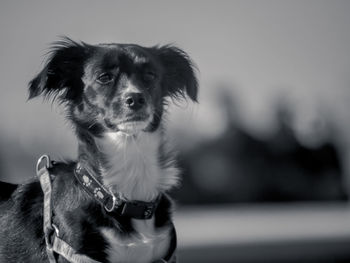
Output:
[172, 88, 347, 204]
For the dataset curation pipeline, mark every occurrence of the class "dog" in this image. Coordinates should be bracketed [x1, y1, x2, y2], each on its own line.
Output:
[0, 38, 198, 263]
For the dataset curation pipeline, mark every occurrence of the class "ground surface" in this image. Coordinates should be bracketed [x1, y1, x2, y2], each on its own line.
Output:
[175, 202, 350, 262]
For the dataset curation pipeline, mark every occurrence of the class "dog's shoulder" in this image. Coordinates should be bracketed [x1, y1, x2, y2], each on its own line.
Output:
[0, 178, 45, 261]
[6, 161, 75, 211]
[0, 161, 76, 232]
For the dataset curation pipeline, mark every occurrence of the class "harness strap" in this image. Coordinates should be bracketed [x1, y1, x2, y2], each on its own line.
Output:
[162, 223, 177, 263]
[52, 237, 101, 263]
[37, 155, 177, 263]
[37, 155, 102, 263]
[37, 155, 57, 263]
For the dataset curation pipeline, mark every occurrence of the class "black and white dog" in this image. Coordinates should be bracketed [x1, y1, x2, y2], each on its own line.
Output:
[0, 38, 198, 263]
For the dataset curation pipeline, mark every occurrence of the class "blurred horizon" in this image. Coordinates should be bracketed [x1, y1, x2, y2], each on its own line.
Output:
[2, 1, 350, 262]
[1, 0, 350, 196]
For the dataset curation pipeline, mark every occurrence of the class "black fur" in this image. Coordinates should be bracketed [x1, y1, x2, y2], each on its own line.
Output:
[28, 39, 91, 102]
[0, 162, 174, 262]
[28, 37, 198, 105]
[1, 38, 197, 262]
[153, 45, 198, 102]
[0, 182, 17, 202]
[28, 37, 198, 136]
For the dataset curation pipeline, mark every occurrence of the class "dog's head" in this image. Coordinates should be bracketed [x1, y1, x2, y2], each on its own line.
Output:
[29, 38, 198, 135]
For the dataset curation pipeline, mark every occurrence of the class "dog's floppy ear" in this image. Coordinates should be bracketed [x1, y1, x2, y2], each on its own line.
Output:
[154, 45, 198, 102]
[28, 37, 90, 102]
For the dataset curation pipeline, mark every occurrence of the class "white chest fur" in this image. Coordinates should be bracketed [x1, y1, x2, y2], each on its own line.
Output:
[95, 131, 178, 202]
[95, 131, 177, 262]
[101, 218, 171, 263]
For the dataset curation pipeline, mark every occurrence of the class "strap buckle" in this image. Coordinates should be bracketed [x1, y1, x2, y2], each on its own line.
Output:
[104, 194, 117, 212]
[46, 223, 60, 249]
[104, 191, 124, 212]
[36, 154, 51, 173]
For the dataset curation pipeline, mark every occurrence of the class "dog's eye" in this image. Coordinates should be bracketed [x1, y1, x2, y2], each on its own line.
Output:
[97, 73, 114, 84]
[143, 71, 157, 82]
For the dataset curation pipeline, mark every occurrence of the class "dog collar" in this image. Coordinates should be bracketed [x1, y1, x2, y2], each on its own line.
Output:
[37, 155, 177, 263]
[74, 162, 160, 219]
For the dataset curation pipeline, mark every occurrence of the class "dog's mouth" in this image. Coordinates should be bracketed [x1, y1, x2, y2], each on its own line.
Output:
[104, 114, 151, 134]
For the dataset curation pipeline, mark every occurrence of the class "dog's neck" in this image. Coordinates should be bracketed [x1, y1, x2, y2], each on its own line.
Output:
[77, 129, 179, 202]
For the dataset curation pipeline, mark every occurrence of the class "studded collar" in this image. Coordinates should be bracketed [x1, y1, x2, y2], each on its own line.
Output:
[74, 162, 160, 219]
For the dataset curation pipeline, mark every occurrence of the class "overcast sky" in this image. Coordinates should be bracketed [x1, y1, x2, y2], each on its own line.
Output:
[1, 0, 350, 168]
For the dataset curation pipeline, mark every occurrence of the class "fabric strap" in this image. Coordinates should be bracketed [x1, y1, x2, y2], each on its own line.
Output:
[52, 237, 101, 263]
[37, 155, 101, 263]
[37, 155, 57, 263]
[74, 163, 160, 219]
[37, 155, 176, 263]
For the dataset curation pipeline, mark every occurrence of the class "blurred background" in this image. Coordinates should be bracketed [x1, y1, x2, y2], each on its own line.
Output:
[1, 0, 350, 262]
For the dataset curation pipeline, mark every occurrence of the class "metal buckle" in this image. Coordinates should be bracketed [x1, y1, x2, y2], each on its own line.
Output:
[104, 193, 117, 212]
[52, 223, 60, 237]
[46, 223, 60, 249]
[36, 154, 51, 173]
[143, 205, 154, 219]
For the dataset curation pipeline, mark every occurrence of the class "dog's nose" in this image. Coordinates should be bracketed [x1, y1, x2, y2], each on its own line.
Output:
[124, 92, 146, 110]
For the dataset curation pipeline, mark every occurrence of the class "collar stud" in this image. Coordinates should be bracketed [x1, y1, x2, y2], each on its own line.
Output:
[74, 162, 159, 219]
